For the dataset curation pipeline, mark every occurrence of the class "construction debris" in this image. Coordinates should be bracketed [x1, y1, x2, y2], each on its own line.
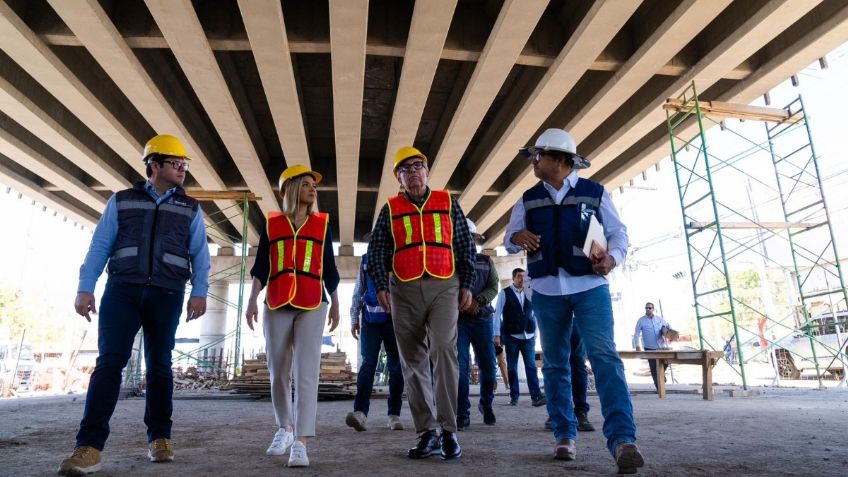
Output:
[173, 367, 225, 391]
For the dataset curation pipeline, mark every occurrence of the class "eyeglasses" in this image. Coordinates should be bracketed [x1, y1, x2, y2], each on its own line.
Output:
[161, 160, 190, 171]
[527, 151, 543, 164]
[645, 307, 653, 310]
[397, 161, 426, 174]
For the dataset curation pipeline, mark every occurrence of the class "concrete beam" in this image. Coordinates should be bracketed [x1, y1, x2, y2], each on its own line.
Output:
[0, 74, 129, 192]
[48, 0, 259, 245]
[599, 1, 848, 190]
[459, 0, 642, 228]
[144, 0, 280, 221]
[585, 0, 822, 174]
[372, 0, 457, 225]
[426, 0, 547, 191]
[473, 0, 729, 233]
[329, 0, 368, 246]
[0, 125, 105, 212]
[238, 0, 312, 173]
[0, 1, 143, 173]
[0, 162, 98, 228]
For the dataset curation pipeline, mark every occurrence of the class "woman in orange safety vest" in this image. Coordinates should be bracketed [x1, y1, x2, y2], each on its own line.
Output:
[245, 164, 340, 468]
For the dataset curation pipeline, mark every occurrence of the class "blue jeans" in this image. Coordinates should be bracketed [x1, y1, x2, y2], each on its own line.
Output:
[571, 325, 590, 414]
[353, 319, 404, 416]
[457, 318, 496, 417]
[533, 285, 636, 455]
[76, 281, 184, 450]
[503, 335, 543, 403]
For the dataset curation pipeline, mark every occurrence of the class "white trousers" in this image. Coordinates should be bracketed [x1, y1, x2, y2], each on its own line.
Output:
[263, 303, 327, 437]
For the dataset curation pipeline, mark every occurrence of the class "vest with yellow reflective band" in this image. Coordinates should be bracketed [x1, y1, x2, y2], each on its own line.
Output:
[266, 211, 329, 310]
[388, 190, 455, 282]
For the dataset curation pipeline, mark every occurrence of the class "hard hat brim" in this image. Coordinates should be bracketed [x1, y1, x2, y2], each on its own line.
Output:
[519, 147, 590, 169]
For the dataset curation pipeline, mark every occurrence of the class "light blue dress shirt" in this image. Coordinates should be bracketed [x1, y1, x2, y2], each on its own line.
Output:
[633, 315, 671, 350]
[503, 171, 628, 296]
[77, 182, 210, 297]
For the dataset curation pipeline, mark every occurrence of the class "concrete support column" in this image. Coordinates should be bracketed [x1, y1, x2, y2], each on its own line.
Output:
[199, 282, 230, 372]
[338, 244, 354, 256]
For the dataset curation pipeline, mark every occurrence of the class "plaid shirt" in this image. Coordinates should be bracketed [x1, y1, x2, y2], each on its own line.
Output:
[367, 188, 476, 292]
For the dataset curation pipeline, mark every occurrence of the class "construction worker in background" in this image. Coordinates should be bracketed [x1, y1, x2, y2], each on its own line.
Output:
[345, 244, 405, 432]
[504, 128, 644, 473]
[60, 134, 210, 476]
[245, 164, 340, 468]
[455, 220, 499, 430]
[633, 302, 673, 390]
[366, 146, 476, 461]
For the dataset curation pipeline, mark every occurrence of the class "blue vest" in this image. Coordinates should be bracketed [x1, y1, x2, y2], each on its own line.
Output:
[360, 254, 389, 324]
[500, 286, 535, 336]
[107, 182, 199, 291]
[523, 179, 604, 278]
[460, 254, 495, 320]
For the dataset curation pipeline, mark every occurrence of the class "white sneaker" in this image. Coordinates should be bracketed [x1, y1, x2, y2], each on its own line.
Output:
[387, 415, 404, 430]
[287, 441, 309, 467]
[265, 428, 294, 456]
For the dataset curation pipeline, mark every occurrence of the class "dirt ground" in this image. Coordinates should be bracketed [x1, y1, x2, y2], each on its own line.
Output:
[1, 384, 846, 477]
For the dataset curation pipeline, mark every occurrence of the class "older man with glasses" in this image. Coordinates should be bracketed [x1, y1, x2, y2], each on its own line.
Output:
[366, 146, 476, 461]
[504, 128, 643, 473]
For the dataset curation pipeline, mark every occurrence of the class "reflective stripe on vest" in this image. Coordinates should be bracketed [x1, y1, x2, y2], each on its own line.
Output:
[266, 212, 329, 310]
[387, 190, 455, 282]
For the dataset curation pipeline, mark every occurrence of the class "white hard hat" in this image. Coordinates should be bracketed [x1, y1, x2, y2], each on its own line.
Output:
[520, 128, 590, 169]
[466, 218, 484, 239]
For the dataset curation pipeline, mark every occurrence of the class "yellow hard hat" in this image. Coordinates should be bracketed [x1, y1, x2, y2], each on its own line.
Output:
[393, 146, 428, 172]
[278, 164, 322, 192]
[142, 134, 189, 162]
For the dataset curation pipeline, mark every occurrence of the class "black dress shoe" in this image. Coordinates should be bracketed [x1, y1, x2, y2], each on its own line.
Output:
[407, 431, 441, 459]
[478, 404, 496, 425]
[532, 396, 546, 407]
[457, 415, 470, 430]
[440, 430, 461, 460]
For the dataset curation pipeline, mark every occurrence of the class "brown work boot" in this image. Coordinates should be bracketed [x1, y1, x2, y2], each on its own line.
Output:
[614, 442, 645, 474]
[576, 410, 596, 432]
[148, 438, 174, 463]
[553, 438, 576, 461]
[57, 446, 102, 475]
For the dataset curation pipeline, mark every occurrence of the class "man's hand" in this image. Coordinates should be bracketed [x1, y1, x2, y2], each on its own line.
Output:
[458, 288, 473, 312]
[510, 229, 541, 252]
[377, 290, 392, 315]
[465, 299, 481, 316]
[494, 336, 501, 347]
[74, 292, 97, 322]
[351, 323, 360, 340]
[635, 347, 642, 352]
[328, 300, 340, 332]
[245, 298, 259, 331]
[590, 248, 616, 276]
[186, 296, 206, 322]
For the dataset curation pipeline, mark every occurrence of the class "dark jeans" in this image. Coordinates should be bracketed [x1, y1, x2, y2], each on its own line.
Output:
[571, 326, 590, 414]
[645, 348, 659, 389]
[457, 318, 496, 417]
[353, 319, 404, 416]
[503, 334, 543, 403]
[76, 281, 184, 451]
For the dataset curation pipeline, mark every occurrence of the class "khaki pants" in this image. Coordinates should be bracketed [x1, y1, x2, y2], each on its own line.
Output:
[390, 276, 459, 433]
[263, 303, 327, 437]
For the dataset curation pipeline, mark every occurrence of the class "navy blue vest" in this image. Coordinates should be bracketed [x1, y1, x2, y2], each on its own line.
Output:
[107, 182, 199, 291]
[501, 286, 535, 336]
[360, 254, 389, 324]
[460, 254, 495, 320]
[523, 179, 604, 278]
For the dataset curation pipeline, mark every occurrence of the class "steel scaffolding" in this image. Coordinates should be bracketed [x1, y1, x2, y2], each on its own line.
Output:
[665, 82, 848, 389]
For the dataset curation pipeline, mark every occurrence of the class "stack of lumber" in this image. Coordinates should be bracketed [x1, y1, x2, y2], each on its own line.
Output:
[225, 351, 357, 400]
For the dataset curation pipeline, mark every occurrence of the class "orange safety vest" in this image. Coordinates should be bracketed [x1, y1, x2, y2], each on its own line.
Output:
[388, 190, 455, 282]
[265, 211, 329, 310]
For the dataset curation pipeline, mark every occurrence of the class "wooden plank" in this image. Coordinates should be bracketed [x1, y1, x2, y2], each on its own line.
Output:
[663, 98, 802, 124]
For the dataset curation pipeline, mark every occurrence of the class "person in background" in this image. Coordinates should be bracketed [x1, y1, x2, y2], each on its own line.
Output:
[245, 165, 340, 468]
[60, 134, 210, 476]
[345, 247, 405, 432]
[633, 302, 672, 390]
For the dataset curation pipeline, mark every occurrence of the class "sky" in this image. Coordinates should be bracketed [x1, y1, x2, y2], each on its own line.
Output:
[1, 42, 847, 376]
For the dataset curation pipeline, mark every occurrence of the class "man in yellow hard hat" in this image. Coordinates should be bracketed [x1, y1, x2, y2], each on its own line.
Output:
[59, 134, 210, 475]
[366, 146, 476, 461]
